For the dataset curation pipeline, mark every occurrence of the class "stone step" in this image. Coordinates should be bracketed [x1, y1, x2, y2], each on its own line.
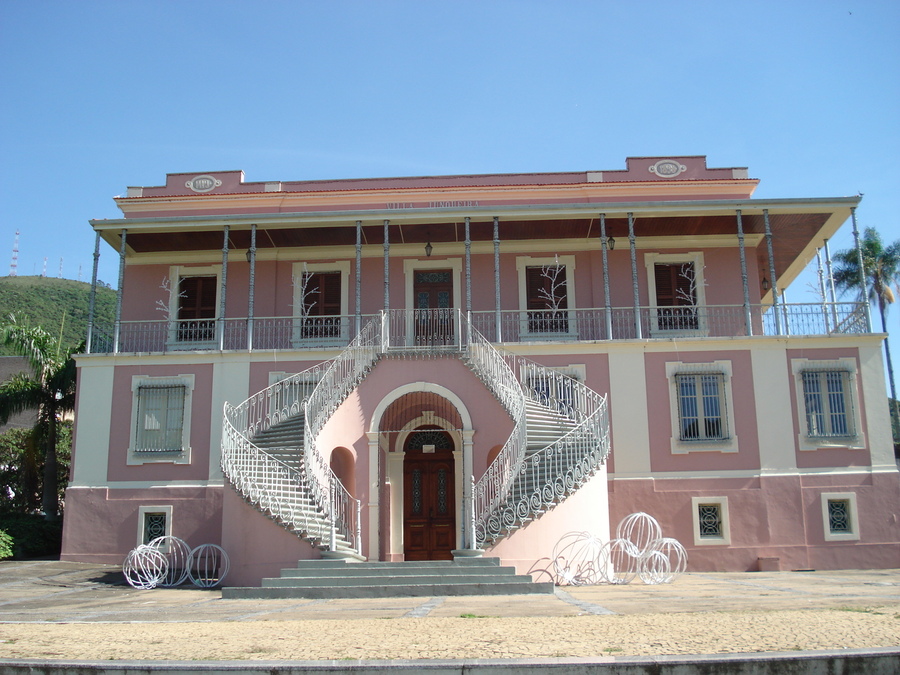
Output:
[222, 580, 554, 599]
[263, 573, 527, 588]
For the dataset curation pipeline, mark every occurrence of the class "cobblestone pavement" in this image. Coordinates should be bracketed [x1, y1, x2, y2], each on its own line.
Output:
[0, 561, 897, 660]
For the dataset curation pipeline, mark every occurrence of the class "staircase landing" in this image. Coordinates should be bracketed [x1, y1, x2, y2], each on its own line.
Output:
[222, 557, 554, 599]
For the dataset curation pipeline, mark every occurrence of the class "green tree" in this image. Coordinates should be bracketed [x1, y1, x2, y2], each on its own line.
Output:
[0, 316, 78, 520]
[832, 227, 900, 430]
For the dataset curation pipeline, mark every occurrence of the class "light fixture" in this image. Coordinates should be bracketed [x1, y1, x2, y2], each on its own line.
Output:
[762, 277, 769, 291]
[245, 249, 253, 263]
[425, 241, 433, 257]
[607, 236, 616, 251]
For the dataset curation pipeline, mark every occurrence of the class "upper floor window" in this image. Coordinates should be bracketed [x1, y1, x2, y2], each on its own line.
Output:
[645, 252, 706, 336]
[177, 275, 217, 342]
[292, 261, 351, 346]
[516, 255, 577, 338]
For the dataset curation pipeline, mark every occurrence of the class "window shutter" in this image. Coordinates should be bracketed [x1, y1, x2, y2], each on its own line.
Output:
[178, 276, 217, 320]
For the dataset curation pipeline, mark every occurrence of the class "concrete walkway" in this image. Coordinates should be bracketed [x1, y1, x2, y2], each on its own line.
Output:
[0, 561, 897, 670]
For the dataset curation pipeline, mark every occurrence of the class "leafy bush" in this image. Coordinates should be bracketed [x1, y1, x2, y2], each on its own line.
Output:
[0, 529, 12, 560]
[0, 514, 63, 559]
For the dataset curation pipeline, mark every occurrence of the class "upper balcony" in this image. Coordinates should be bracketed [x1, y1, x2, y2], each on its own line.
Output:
[85, 302, 870, 356]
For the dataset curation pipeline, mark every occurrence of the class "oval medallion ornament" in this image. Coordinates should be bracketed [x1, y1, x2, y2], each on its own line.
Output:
[185, 175, 222, 193]
[649, 160, 686, 178]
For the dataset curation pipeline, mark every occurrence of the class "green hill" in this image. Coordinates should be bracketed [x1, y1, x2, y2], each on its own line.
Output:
[0, 276, 116, 354]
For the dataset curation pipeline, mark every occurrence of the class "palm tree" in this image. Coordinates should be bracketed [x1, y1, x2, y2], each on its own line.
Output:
[832, 227, 900, 431]
[0, 315, 78, 520]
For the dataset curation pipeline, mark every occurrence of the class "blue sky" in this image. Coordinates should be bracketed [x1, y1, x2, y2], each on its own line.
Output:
[1, 1, 898, 310]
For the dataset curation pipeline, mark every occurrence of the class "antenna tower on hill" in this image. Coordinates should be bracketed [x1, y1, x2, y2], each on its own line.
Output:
[42, 257, 47, 277]
[9, 230, 18, 277]
[58, 257, 63, 278]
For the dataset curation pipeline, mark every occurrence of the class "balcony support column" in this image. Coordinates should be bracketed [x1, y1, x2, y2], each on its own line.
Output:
[247, 224, 256, 351]
[736, 210, 752, 336]
[763, 209, 781, 335]
[113, 229, 126, 354]
[850, 207, 873, 332]
[628, 212, 642, 339]
[493, 216, 502, 343]
[356, 220, 362, 334]
[86, 230, 101, 354]
[600, 213, 612, 340]
[465, 217, 472, 348]
[218, 225, 229, 350]
[816, 248, 830, 332]
[823, 238, 839, 328]
[383, 220, 390, 311]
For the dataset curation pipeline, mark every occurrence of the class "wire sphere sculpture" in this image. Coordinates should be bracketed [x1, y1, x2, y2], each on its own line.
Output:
[638, 537, 688, 585]
[188, 543, 230, 588]
[122, 545, 169, 590]
[147, 536, 192, 587]
[616, 511, 663, 555]
[597, 538, 641, 585]
[552, 531, 606, 585]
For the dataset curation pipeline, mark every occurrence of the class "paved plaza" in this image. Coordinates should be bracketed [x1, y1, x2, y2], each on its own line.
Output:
[0, 560, 897, 662]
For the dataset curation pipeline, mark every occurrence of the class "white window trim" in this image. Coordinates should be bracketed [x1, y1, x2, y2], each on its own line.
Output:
[516, 255, 578, 339]
[291, 261, 351, 347]
[128, 374, 194, 465]
[820, 492, 860, 542]
[645, 252, 707, 337]
[691, 496, 731, 546]
[166, 264, 222, 350]
[666, 361, 738, 454]
[137, 505, 173, 547]
[791, 358, 865, 451]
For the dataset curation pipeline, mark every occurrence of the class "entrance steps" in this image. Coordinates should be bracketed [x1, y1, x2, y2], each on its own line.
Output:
[222, 557, 554, 599]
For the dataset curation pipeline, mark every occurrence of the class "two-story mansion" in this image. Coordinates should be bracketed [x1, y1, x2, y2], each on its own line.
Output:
[62, 157, 900, 586]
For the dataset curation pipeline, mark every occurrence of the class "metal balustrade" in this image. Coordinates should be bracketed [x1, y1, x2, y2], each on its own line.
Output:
[89, 302, 869, 354]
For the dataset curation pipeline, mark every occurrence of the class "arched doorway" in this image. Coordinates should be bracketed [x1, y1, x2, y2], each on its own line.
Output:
[403, 426, 456, 560]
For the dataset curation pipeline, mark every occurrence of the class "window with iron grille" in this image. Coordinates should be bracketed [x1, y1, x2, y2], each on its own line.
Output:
[827, 499, 851, 534]
[801, 369, 854, 438]
[691, 496, 730, 545]
[143, 512, 167, 544]
[820, 492, 859, 541]
[676, 373, 728, 441]
[697, 503, 723, 538]
[134, 385, 186, 452]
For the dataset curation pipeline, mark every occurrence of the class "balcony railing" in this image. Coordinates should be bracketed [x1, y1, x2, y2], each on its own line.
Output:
[87, 302, 869, 355]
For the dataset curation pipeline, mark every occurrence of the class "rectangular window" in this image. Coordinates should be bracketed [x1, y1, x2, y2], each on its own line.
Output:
[697, 503, 722, 538]
[820, 492, 859, 541]
[299, 271, 342, 339]
[827, 499, 851, 534]
[525, 264, 569, 333]
[676, 373, 728, 441]
[134, 385, 186, 452]
[143, 512, 167, 544]
[691, 496, 730, 545]
[177, 275, 217, 342]
[801, 369, 854, 438]
[655, 263, 698, 331]
[137, 505, 173, 547]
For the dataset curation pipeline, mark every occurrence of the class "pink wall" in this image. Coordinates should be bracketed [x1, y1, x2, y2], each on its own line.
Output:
[61, 486, 223, 565]
[644, 350, 761, 473]
[107, 364, 214, 482]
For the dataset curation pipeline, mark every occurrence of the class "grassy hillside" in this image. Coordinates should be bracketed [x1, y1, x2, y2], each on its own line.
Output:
[0, 276, 116, 354]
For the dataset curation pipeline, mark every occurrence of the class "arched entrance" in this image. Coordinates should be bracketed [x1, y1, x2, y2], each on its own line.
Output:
[403, 427, 456, 560]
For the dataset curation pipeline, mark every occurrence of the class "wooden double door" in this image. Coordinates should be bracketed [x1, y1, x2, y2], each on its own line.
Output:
[403, 428, 456, 560]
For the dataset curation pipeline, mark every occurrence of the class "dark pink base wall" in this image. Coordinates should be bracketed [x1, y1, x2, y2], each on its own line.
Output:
[60, 486, 223, 565]
[609, 472, 900, 572]
[221, 486, 321, 586]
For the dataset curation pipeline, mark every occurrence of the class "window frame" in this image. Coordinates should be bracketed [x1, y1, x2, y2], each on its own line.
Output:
[166, 265, 222, 349]
[136, 505, 173, 547]
[666, 361, 738, 454]
[128, 374, 194, 465]
[820, 492, 860, 542]
[691, 496, 731, 546]
[645, 252, 707, 337]
[516, 255, 577, 339]
[291, 261, 351, 347]
[791, 358, 864, 451]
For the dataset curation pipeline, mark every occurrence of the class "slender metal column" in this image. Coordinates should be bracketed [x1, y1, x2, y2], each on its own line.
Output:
[600, 214, 612, 340]
[628, 213, 642, 339]
[850, 207, 873, 332]
[763, 209, 781, 335]
[218, 225, 229, 350]
[85, 231, 101, 354]
[247, 224, 256, 351]
[823, 238, 839, 327]
[493, 216, 501, 342]
[816, 248, 830, 332]
[113, 229, 126, 354]
[355, 220, 362, 334]
[735, 210, 752, 336]
[383, 219, 390, 311]
[464, 217, 472, 315]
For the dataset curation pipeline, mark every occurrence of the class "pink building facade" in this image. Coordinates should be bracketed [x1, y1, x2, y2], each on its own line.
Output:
[62, 157, 900, 586]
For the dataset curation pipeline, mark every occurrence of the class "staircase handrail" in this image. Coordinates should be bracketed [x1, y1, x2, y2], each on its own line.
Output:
[303, 318, 382, 539]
